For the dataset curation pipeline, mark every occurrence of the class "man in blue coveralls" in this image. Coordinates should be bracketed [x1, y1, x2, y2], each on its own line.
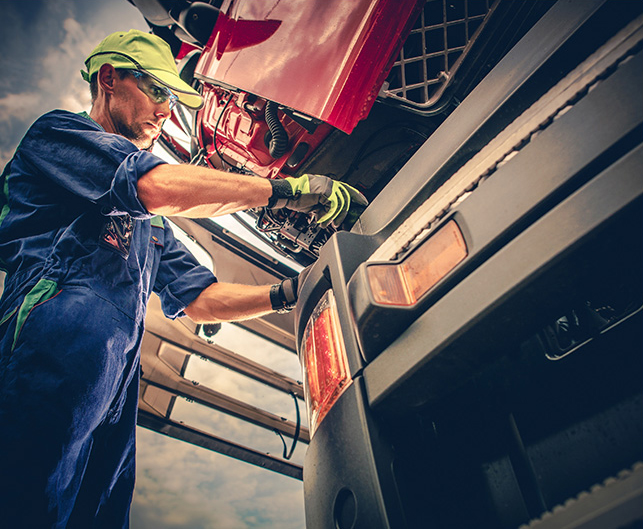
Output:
[0, 29, 366, 528]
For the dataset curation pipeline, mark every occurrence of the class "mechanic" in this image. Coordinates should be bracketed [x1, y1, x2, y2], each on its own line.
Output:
[0, 29, 367, 528]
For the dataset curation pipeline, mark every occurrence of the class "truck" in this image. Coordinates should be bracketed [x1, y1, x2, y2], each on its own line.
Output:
[130, 0, 643, 526]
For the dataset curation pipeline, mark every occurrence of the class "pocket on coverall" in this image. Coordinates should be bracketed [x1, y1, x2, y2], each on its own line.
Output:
[11, 278, 61, 352]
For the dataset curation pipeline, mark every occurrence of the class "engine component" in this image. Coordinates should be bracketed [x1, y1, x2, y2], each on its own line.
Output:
[265, 101, 289, 159]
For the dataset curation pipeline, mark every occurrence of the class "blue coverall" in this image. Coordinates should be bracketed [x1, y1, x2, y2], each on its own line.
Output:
[0, 110, 217, 528]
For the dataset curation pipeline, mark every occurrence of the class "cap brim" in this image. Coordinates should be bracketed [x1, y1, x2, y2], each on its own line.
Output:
[144, 68, 204, 110]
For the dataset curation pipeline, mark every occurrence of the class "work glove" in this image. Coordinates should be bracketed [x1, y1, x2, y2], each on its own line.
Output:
[270, 265, 312, 314]
[268, 174, 368, 228]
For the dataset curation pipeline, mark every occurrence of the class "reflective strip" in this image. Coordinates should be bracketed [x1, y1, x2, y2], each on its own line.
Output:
[13, 278, 60, 351]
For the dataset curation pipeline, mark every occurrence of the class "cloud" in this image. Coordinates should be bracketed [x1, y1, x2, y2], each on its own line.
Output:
[0, 0, 149, 168]
[37, 17, 97, 111]
[0, 92, 41, 165]
[0, 92, 40, 123]
[0, 16, 95, 121]
[133, 437, 242, 529]
[133, 427, 306, 529]
[0, 11, 95, 165]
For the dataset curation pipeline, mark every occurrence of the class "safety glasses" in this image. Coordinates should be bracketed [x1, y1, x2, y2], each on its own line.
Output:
[128, 69, 178, 110]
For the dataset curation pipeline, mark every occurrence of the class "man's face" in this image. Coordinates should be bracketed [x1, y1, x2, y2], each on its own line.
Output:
[109, 71, 172, 150]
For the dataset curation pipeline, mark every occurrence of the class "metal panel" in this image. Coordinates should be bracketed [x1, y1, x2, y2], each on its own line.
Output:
[369, 11, 643, 262]
[355, 0, 606, 235]
[140, 332, 309, 442]
[350, 31, 643, 359]
[365, 143, 643, 410]
[194, 0, 423, 133]
[138, 410, 303, 480]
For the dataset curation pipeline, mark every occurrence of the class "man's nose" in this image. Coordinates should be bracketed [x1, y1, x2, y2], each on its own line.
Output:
[155, 100, 171, 118]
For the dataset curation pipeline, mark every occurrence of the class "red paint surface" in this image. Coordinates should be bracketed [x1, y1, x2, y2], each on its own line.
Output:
[195, 0, 422, 134]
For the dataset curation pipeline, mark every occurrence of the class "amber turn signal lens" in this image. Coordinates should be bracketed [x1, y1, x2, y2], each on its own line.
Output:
[367, 220, 467, 306]
[301, 290, 352, 436]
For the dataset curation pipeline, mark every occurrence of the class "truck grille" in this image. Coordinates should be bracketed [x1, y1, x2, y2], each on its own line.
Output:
[382, 0, 497, 111]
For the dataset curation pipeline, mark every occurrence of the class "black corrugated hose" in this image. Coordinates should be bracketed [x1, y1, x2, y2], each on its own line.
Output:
[265, 100, 288, 159]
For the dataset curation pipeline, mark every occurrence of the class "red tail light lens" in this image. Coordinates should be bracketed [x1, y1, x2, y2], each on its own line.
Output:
[301, 290, 352, 436]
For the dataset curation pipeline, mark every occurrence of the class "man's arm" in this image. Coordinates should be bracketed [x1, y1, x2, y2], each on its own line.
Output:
[138, 165, 368, 227]
[183, 282, 274, 323]
[183, 271, 303, 323]
[137, 163, 273, 218]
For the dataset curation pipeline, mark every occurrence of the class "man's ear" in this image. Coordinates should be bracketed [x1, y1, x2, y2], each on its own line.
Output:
[97, 63, 117, 95]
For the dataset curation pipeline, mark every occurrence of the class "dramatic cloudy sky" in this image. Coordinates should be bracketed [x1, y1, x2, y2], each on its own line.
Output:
[1, 0, 144, 168]
[0, 1, 306, 527]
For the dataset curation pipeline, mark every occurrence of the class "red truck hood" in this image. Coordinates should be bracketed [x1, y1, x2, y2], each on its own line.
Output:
[194, 0, 422, 134]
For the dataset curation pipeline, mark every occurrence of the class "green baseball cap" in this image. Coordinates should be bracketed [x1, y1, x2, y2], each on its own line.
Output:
[82, 29, 203, 109]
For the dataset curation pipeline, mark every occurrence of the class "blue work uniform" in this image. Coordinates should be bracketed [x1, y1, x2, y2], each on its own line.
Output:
[0, 110, 216, 528]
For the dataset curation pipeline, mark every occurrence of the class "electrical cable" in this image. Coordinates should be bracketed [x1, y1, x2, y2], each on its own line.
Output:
[273, 391, 301, 460]
[213, 92, 235, 167]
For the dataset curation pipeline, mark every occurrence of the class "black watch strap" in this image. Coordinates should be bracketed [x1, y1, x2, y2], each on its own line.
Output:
[270, 277, 298, 314]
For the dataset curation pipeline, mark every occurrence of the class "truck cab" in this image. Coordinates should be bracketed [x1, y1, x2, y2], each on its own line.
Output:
[294, 1, 643, 527]
[129, 1, 643, 526]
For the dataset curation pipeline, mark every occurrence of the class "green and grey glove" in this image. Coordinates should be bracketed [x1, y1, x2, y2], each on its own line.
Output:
[268, 174, 368, 228]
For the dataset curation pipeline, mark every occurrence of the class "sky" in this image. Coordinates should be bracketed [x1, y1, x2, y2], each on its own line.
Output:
[0, 1, 307, 527]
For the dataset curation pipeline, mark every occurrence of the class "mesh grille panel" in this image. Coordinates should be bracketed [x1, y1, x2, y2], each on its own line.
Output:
[383, 0, 497, 110]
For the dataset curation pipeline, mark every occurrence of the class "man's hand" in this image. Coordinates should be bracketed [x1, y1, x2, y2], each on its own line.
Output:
[268, 174, 368, 228]
[185, 267, 313, 323]
[270, 265, 312, 314]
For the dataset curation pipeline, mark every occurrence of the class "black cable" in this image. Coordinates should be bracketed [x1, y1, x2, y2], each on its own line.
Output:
[287, 391, 301, 460]
[265, 100, 289, 159]
[273, 391, 301, 460]
[274, 430, 288, 458]
[213, 92, 235, 167]
[254, 208, 283, 233]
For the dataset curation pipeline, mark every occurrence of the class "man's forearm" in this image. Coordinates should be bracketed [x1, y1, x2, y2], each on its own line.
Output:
[183, 282, 275, 323]
[138, 163, 273, 218]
